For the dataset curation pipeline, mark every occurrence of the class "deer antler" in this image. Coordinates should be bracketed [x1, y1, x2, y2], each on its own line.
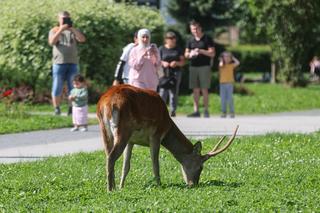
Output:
[211, 135, 226, 152]
[203, 125, 239, 161]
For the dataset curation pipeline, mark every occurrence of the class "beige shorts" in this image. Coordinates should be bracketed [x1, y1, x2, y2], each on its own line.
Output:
[189, 66, 211, 89]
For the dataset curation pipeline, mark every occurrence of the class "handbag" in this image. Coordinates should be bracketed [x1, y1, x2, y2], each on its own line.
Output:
[158, 68, 176, 89]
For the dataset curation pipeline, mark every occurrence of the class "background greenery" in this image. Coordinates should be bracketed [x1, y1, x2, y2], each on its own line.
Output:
[167, 0, 233, 31]
[1, 133, 319, 211]
[0, 0, 164, 97]
[226, 45, 271, 74]
[168, 0, 320, 86]
[236, 0, 320, 86]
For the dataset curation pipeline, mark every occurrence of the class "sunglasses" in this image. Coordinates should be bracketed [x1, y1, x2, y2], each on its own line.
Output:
[165, 37, 176, 39]
[142, 35, 149, 38]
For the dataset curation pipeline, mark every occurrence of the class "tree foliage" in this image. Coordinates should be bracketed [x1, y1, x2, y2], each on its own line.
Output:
[236, 0, 320, 85]
[167, 0, 233, 31]
[232, 0, 268, 44]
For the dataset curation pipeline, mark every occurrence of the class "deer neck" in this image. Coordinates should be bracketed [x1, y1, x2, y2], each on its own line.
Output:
[161, 120, 194, 164]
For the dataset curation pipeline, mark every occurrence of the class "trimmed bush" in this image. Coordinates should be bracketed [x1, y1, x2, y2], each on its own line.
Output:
[226, 45, 272, 73]
[0, 0, 164, 98]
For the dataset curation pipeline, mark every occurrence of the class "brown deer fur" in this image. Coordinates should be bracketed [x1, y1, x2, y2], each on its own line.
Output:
[97, 84, 238, 191]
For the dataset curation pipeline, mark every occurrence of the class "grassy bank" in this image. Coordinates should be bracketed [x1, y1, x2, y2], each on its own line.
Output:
[19, 83, 320, 116]
[178, 83, 320, 115]
[1, 133, 319, 211]
[0, 104, 97, 134]
[1, 83, 320, 134]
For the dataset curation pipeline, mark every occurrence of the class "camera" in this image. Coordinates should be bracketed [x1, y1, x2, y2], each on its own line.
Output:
[63, 17, 73, 27]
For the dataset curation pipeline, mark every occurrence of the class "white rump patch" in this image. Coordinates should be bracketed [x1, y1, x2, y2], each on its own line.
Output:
[109, 108, 119, 136]
[103, 107, 119, 139]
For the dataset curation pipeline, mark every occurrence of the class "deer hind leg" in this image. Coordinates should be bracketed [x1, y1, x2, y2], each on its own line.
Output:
[119, 143, 134, 189]
[149, 136, 161, 185]
[106, 108, 131, 191]
[107, 129, 133, 190]
[107, 133, 128, 191]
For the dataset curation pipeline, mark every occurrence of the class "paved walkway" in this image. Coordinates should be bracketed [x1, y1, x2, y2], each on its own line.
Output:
[1, 110, 320, 164]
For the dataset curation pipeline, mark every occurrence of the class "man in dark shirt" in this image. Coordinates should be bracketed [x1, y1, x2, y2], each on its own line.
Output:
[185, 20, 215, 117]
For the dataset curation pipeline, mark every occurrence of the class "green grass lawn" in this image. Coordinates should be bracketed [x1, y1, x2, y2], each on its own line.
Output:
[24, 103, 97, 114]
[0, 114, 72, 134]
[0, 104, 97, 134]
[1, 83, 320, 134]
[0, 114, 98, 135]
[178, 83, 320, 115]
[20, 83, 320, 116]
[1, 134, 319, 211]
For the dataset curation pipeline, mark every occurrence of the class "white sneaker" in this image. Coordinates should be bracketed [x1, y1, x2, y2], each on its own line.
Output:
[70, 127, 79, 132]
[80, 127, 88, 132]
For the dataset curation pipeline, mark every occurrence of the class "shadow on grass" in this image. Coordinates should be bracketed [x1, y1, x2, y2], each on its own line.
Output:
[157, 179, 243, 190]
[199, 180, 243, 188]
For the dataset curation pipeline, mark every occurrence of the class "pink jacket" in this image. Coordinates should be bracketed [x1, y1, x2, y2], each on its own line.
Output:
[128, 46, 160, 91]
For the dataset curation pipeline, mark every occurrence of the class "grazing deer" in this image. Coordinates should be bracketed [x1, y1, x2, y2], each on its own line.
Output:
[97, 84, 238, 191]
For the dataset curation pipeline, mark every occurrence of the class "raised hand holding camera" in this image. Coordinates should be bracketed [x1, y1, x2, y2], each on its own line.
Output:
[144, 44, 156, 58]
[147, 44, 158, 65]
[63, 17, 73, 27]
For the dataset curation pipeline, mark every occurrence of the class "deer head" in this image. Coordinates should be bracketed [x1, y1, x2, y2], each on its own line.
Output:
[179, 128, 238, 186]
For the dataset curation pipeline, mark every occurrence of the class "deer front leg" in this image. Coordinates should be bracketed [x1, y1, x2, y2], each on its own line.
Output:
[119, 143, 134, 189]
[150, 137, 161, 185]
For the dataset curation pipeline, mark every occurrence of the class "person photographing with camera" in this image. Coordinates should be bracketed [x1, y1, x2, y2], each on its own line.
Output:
[128, 28, 161, 91]
[48, 11, 86, 115]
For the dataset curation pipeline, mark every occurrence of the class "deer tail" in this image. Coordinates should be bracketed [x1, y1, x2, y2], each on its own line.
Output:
[97, 105, 114, 155]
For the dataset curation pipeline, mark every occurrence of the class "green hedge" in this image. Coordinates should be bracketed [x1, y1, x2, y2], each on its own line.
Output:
[0, 0, 164, 95]
[226, 45, 272, 73]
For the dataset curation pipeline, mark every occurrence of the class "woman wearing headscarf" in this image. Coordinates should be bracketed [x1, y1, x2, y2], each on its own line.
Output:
[128, 28, 161, 91]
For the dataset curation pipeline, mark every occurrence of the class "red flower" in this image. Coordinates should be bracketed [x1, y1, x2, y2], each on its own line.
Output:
[2, 89, 13, 97]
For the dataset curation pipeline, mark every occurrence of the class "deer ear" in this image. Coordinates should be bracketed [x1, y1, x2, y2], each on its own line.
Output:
[193, 141, 202, 155]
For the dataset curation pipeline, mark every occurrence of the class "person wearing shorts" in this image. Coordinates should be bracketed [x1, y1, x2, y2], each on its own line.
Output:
[185, 20, 215, 118]
[48, 11, 86, 115]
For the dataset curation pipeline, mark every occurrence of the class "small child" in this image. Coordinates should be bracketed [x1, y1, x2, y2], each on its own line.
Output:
[219, 51, 240, 118]
[68, 74, 88, 132]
